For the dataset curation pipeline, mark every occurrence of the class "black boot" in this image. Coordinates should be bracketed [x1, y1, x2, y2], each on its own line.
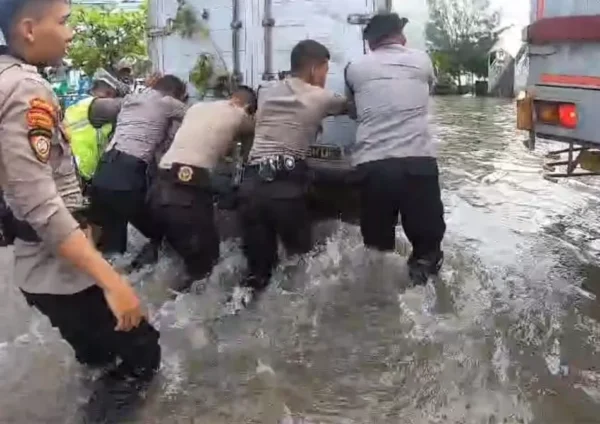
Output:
[408, 251, 444, 286]
[125, 240, 160, 273]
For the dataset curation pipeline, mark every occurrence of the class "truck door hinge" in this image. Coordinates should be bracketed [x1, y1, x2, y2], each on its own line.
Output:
[231, 20, 242, 30]
[347, 13, 372, 25]
[262, 17, 275, 27]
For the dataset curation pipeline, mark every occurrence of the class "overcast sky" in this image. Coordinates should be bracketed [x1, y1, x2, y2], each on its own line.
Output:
[393, 0, 530, 49]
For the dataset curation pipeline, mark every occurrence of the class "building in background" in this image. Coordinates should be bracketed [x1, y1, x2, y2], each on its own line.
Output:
[487, 26, 526, 97]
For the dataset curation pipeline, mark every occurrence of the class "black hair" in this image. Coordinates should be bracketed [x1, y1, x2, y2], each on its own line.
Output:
[0, 0, 65, 44]
[363, 13, 408, 45]
[153, 74, 187, 100]
[233, 85, 257, 114]
[290, 39, 330, 73]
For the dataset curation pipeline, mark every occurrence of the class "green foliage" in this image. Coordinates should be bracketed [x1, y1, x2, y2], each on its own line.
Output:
[189, 54, 232, 98]
[68, 6, 147, 76]
[426, 0, 506, 81]
[172, 0, 209, 38]
[189, 54, 214, 95]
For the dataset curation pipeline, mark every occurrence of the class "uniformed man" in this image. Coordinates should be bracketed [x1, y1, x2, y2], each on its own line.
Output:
[344, 13, 446, 285]
[149, 86, 257, 290]
[89, 75, 188, 261]
[64, 68, 120, 191]
[0, 0, 159, 381]
[115, 57, 134, 86]
[236, 39, 348, 303]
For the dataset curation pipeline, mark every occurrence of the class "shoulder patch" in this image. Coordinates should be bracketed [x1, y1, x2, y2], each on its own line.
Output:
[27, 98, 56, 136]
[26, 98, 57, 163]
[29, 133, 51, 163]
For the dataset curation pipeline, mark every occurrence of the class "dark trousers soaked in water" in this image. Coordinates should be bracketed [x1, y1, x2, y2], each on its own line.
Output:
[22, 286, 161, 422]
[90, 150, 162, 267]
[22, 285, 160, 372]
[357, 157, 446, 285]
[238, 163, 312, 293]
[149, 165, 220, 290]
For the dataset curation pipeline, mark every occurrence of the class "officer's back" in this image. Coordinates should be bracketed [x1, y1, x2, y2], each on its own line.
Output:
[250, 77, 346, 162]
[344, 13, 445, 286]
[346, 28, 435, 166]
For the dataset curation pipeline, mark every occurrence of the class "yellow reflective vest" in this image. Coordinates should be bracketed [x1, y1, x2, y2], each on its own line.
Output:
[63, 97, 113, 181]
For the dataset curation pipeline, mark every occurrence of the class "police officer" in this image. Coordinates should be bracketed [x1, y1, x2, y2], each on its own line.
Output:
[237, 39, 348, 302]
[0, 0, 159, 380]
[89, 75, 188, 262]
[64, 68, 120, 192]
[150, 86, 257, 290]
[344, 13, 445, 285]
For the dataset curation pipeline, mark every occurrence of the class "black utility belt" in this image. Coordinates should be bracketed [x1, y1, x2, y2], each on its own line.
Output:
[159, 163, 210, 188]
[103, 149, 147, 172]
[247, 155, 307, 182]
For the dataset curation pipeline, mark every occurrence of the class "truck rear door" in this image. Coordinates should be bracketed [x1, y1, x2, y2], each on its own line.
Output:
[527, 0, 600, 145]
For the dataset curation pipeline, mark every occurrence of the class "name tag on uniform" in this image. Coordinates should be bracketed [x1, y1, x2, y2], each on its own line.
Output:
[309, 145, 342, 160]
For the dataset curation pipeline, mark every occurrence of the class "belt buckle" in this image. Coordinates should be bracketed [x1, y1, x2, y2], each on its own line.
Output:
[258, 158, 276, 182]
[176, 165, 194, 183]
[282, 155, 295, 171]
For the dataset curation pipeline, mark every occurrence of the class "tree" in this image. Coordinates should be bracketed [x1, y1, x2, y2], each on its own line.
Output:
[68, 5, 148, 76]
[426, 0, 505, 88]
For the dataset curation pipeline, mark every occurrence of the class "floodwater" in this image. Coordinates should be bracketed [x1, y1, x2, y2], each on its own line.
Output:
[1, 96, 600, 423]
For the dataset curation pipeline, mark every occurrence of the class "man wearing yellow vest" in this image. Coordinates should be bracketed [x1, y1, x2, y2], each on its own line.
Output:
[64, 69, 120, 192]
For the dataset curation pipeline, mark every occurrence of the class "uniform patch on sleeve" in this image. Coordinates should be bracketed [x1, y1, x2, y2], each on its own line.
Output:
[27, 98, 56, 135]
[29, 133, 51, 163]
[26, 98, 56, 163]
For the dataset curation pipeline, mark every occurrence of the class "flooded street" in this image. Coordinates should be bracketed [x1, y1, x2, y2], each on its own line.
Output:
[2, 96, 600, 423]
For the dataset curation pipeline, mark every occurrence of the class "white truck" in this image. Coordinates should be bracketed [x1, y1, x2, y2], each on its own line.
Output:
[146, 0, 392, 222]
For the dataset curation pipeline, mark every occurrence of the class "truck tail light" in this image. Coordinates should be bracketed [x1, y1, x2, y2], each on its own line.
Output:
[535, 101, 578, 129]
[558, 103, 577, 128]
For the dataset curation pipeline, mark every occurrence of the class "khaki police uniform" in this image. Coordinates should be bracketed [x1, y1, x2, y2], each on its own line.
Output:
[0, 55, 159, 370]
[345, 41, 445, 284]
[89, 90, 187, 255]
[239, 77, 347, 291]
[150, 100, 254, 284]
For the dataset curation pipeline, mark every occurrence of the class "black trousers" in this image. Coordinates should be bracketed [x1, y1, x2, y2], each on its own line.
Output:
[149, 175, 219, 280]
[358, 158, 446, 260]
[0, 192, 16, 246]
[90, 151, 160, 253]
[239, 174, 312, 289]
[22, 285, 160, 377]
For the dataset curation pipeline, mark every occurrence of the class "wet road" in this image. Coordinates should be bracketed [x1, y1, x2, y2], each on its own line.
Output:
[1, 96, 600, 423]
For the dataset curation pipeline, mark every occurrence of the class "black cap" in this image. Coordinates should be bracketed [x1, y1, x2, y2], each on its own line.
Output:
[363, 13, 408, 44]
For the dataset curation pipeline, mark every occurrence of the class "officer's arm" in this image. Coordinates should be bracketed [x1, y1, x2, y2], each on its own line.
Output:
[239, 114, 255, 136]
[0, 80, 135, 298]
[344, 63, 358, 120]
[320, 89, 349, 117]
[88, 97, 123, 128]
[0, 80, 81, 247]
